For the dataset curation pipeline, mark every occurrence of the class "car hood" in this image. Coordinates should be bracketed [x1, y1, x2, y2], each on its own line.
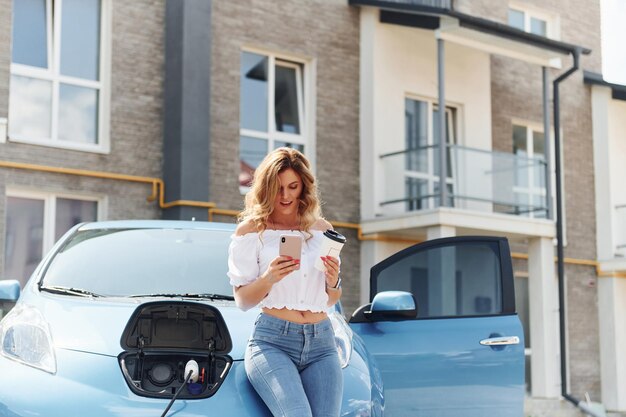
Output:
[20, 292, 259, 360]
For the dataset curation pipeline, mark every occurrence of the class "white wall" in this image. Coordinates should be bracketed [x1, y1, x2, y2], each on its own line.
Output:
[592, 86, 626, 411]
[598, 277, 626, 411]
[608, 98, 626, 256]
[592, 86, 614, 260]
[370, 20, 492, 217]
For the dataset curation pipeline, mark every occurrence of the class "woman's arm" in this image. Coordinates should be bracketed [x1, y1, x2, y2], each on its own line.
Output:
[323, 255, 342, 307]
[234, 256, 299, 311]
[233, 274, 273, 311]
[312, 219, 343, 307]
[326, 285, 342, 307]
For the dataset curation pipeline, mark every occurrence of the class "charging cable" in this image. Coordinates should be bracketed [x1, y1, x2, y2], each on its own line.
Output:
[160, 360, 199, 417]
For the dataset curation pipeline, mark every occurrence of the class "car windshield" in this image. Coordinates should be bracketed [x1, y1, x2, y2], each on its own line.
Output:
[40, 227, 235, 298]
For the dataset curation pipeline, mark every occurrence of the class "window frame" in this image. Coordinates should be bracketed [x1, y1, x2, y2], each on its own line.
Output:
[404, 95, 458, 210]
[369, 236, 516, 320]
[511, 122, 549, 219]
[239, 48, 313, 193]
[4, 188, 104, 263]
[8, 0, 112, 154]
[511, 119, 567, 244]
[507, 3, 559, 40]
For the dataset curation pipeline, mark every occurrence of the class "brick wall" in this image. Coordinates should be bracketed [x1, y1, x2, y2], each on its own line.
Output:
[210, 0, 362, 314]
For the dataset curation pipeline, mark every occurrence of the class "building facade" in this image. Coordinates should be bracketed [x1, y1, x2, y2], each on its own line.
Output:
[0, 0, 624, 415]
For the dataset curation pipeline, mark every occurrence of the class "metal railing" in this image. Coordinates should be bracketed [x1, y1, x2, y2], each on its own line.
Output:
[379, 144, 549, 218]
[615, 204, 626, 257]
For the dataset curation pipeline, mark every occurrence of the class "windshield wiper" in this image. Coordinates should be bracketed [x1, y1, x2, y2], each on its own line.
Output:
[128, 293, 234, 301]
[41, 285, 104, 298]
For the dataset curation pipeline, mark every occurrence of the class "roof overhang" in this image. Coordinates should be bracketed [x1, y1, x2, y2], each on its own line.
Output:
[437, 17, 566, 68]
[584, 71, 626, 101]
[349, 0, 591, 68]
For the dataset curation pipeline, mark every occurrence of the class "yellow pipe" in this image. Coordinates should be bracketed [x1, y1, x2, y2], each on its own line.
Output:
[0, 160, 215, 210]
[512, 251, 626, 278]
[208, 208, 240, 222]
[160, 199, 215, 209]
[597, 271, 626, 278]
[563, 257, 600, 267]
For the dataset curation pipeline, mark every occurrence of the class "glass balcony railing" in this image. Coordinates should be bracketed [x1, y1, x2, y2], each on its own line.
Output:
[379, 145, 549, 219]
[615, 205, 626, 257]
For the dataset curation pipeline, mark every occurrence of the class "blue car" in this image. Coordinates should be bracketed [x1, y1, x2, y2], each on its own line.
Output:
[0, 220, 524, 416]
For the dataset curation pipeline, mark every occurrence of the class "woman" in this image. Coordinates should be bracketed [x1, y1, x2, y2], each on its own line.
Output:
[227, 147, 343, 417]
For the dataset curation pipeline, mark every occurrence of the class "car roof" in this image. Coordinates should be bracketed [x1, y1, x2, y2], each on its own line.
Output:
[77, 220, 237, 232]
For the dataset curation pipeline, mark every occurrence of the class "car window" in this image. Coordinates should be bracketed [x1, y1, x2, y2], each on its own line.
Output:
[40, 228, 234, 297]
[373, 241, 503, 318]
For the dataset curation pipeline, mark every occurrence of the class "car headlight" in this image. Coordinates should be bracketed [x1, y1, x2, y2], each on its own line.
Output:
[329, 311, 353, 368]
[0, 305, 56, 374]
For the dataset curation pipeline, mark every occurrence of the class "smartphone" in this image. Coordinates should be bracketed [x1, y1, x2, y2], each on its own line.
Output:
[279, 235, 303, 261]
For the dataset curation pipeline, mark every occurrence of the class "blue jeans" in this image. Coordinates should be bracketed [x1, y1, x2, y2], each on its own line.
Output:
[245, 313, 343, 417]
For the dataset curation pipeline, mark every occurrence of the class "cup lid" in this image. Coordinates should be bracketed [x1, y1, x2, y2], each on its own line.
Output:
[323, 229, 346, 244]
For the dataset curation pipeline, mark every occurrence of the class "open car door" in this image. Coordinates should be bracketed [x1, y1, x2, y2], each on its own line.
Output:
[349, 236, 524, 417]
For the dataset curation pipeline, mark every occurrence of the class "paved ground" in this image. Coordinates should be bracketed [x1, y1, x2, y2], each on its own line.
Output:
[526, 398, 626, 417]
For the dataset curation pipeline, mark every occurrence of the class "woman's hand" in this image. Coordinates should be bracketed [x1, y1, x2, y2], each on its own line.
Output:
[262, 256, 300, 284]
[322, 256, 340, 288]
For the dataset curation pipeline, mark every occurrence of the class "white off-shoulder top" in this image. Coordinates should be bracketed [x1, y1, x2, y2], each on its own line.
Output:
[227, 229, 336, 313]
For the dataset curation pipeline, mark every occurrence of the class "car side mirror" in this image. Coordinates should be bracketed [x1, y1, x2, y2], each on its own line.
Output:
[0, 280, 20, 302]
[364, 291, 417, 321]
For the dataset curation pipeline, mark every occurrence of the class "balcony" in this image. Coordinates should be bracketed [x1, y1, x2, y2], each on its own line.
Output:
[380, 144, 549, 216]
[363, 145, 555, 240]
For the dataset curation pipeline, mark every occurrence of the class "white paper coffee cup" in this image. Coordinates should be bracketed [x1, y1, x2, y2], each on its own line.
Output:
[314, 229, 347, 272]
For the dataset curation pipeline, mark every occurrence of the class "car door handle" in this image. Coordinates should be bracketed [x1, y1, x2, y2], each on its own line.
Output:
[479, 336, 520, 346]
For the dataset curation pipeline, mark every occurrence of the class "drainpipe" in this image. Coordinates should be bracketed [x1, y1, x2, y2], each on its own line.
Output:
[437, 38, 448, 207]
[553, 48, 603, 417]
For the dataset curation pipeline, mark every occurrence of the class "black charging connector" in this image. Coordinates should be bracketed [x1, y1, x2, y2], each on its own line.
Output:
[160, 370, 193, 417]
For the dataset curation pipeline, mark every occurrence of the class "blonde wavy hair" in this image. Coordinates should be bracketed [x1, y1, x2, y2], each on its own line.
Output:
[239, 147, 322, 234]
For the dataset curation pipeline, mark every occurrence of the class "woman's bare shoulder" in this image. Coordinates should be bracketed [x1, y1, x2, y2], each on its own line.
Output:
[235, 219, 258, 236]
[311, 218, 333, 231]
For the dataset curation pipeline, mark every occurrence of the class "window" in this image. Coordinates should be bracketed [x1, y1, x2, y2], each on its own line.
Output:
[41, 229, 234, 297]
[8, 0, 109, 152]
[512, 124, 548, 218]
[404, 97, 456, 210]
[374, 241, 503, 318]
[508, 6, 554, 38]
[3, 191, 99, 287]
[239, 50, 307, 189]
